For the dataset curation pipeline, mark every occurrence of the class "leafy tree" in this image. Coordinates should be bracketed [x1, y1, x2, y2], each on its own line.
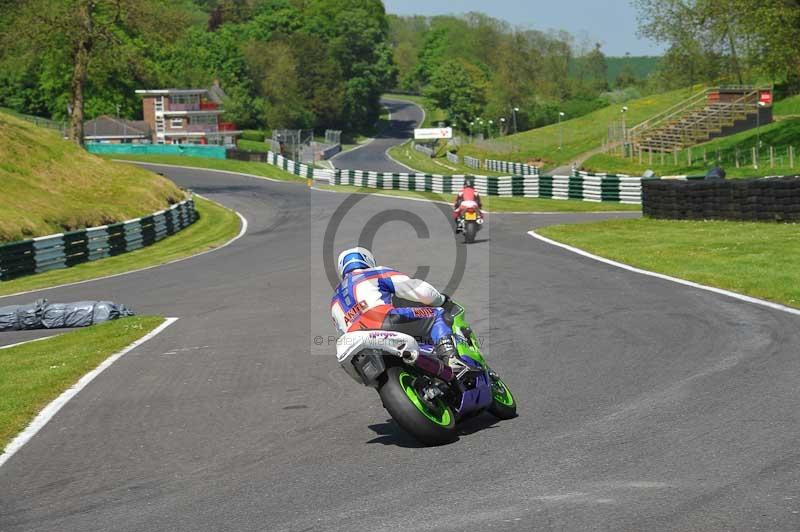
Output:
[585, 43, 609, 92]
[0, 0, 190, 144]
[424, 59, 488, 128]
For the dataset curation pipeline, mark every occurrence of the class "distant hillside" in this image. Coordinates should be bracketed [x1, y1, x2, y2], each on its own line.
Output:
[0, 111, 184, 242]
[459, 85, 703, 167]
[569, 56, 661, 84]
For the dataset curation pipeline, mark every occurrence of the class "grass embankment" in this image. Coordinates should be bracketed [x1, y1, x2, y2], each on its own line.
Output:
[382, 94, 505, 175]
[539, 218, 800, 308]
[0, 111, 183, 242]
[457, 86, 703, 168]
[238, 138, 271, 152]
[582, 117, 800, 178]
[0, 196, 240, 296]
[775, 94, 800, 117]
[316, 185, 639, 212]
[387, 141, 507, 176]
[0, 316, 164, 452]
[100, 153, 305, 182]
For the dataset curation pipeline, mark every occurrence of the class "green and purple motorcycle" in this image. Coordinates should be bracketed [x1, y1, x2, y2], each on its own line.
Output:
[335, 300, 516, 445]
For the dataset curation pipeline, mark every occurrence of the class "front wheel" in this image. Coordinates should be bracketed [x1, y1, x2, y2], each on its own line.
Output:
[488, 374, 517, 419]
[464, 221, 477, 243]
[379, 366, 457, 445]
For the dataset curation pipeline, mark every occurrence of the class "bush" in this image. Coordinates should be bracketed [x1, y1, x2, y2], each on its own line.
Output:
[599, 87, 643, 104]
[241, 130, 267, 142]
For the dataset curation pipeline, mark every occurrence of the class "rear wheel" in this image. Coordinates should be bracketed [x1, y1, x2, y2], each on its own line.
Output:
[379, 366, 456, 445]
[488, 374, 517, 419]
[464, 221, 477, 243]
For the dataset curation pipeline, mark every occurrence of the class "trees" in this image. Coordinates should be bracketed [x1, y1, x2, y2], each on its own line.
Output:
[0, 0, 190, 145]
[634, 0, 800, 88]
[424, 59, 487, 129]
[0, 0, 396, 136]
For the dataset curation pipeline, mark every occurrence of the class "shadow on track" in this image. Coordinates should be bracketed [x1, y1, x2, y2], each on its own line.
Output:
[366, 413, 503, 447]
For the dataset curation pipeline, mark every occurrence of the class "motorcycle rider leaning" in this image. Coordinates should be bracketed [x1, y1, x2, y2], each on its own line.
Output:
[452, 176, 482, 233]
[331, 247, 457, 362]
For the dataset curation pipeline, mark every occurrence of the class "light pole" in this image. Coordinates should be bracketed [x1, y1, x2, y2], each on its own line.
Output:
[488, 120, 494, 139]
[512, 107, 519, 134]
[621, 106, 629, 156]
[500, 117, 506, 136]
[558, 111, 565, 150]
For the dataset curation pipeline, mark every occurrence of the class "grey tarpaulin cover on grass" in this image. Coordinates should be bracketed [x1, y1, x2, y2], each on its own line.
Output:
[0, 299, 134, 331]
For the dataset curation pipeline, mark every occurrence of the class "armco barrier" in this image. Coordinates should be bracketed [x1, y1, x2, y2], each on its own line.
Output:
[643, 177, 800, 221]
[464, 155, 481, 169]
[572, 171, 644, 203]
[228, 150, 336, 182]
[331, 169, 642, 203]
[414, 143, 434, 157]
[254, 150, 642, 203]
[87, 143, 227, 159]
[0, 198, 197, 281]
[446, 151, 460, 164]
[485, 159, 539, 176]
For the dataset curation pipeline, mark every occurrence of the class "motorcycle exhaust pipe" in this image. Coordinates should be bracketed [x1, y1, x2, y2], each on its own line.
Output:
[412, 354, 454, 382]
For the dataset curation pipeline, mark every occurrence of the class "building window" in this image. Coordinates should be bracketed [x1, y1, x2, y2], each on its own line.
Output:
[171, 118, 184, 128]
[191, 114, 218, 126]
[170, 94, 200, 105]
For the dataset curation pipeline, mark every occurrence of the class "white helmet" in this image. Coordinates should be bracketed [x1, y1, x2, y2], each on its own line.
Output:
[337, 247, 376, 279]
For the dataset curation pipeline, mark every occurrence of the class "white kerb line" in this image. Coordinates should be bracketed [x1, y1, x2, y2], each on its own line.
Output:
[0, 317, 179, 468]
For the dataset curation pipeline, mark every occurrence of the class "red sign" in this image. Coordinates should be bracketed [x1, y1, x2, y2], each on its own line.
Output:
[759, 90, 773, 106]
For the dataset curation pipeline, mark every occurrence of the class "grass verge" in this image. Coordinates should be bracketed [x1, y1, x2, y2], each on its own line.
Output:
[0, 111, 183, 242]
[538, 218, 800, 307]
[99, 154, 306, 183]
[0, 196, 240, 297]
[387, 141, 508, 176]
[316, 184, 640, 212]
[458, 86, 703, 167]
[582, 118, 800, 178]
[0, 316, 164, 452]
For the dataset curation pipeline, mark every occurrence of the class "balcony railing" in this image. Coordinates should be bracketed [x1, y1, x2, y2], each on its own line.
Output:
[182, 123, 239, 134]
[200, 102, 219, 110]
[186, 124, 218, 133]
[169, 103, 200, 111]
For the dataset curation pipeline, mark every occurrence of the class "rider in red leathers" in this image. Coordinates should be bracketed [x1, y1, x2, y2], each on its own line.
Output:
[452, 176, 482, 233]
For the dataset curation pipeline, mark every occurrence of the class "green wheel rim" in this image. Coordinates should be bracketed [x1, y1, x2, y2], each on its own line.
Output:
[398, 371, 452, 426]
[492, 377, 515, 406]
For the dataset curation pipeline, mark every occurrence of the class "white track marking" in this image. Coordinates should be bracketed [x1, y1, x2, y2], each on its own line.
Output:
[0, 208, 247, 301]
[528, 230, 800, 318]
[0, 334, 64, 350]
[0, 317, 179, 467]
[383, 140, 418, 172]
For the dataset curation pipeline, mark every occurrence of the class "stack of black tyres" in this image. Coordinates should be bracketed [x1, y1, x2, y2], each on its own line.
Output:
[642, 177, 800, 222]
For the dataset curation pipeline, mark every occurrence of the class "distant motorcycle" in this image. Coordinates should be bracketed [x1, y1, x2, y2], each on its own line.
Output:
[335, 300, 516, 445]
[456, 200, 483, 244]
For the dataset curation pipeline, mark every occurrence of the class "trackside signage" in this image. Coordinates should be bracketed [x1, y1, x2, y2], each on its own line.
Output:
[414, 127, 452, 140]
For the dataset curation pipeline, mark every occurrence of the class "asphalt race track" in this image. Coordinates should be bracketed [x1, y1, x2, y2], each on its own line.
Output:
[2, 108, 800, 532]
[331, 98, 422, 172]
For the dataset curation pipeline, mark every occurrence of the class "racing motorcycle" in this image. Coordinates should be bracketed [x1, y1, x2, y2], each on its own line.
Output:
[335, 300, 516, 445]
[456, 200, 483, 244]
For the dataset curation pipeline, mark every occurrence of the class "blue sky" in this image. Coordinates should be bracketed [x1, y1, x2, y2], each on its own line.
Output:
[383, 0, 664, 56]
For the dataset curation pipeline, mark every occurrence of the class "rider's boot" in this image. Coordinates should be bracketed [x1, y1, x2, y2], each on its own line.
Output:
[434, 335, 458, 366]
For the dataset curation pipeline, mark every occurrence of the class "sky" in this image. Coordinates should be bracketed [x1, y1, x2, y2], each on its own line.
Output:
[382, 0, 665, 56]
